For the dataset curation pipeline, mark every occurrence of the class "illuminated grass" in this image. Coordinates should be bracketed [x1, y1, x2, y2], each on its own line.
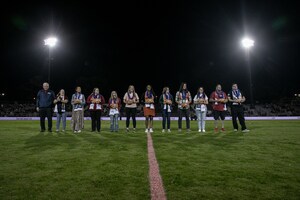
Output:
[152, 120, 300, 200]
[0, 120, 299, 199]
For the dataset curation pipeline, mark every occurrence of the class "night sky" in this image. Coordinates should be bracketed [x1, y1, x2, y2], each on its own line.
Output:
[1, 1, 299, 102]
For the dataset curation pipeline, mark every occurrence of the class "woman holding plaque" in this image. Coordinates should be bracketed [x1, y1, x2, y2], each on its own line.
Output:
[159, 87, 174, 133]
[193, 87, 208, 132]
[123, 85, 139, 132]
[54, 89, 68, 132]
[87, 88, 105, 132]
[108, 91, 122, 132]
[144, 85, 156, 133]
[175, 82, 192, 132]
[71, 86, 86, 133]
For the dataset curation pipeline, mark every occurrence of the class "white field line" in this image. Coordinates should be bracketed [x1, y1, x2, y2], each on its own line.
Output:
[147, 132, 167, 200]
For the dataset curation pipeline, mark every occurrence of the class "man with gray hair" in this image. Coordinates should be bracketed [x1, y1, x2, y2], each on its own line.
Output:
[36, 82, 55, 132]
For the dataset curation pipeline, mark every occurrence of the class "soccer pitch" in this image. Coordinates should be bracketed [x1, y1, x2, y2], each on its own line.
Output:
[0, 120, 299, 199]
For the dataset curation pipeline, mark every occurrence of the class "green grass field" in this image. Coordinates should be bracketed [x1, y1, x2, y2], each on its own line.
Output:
[0, 120, 299, 200]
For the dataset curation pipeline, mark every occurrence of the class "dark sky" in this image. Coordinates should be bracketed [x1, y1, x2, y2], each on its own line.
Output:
[1, 0, 299, 102]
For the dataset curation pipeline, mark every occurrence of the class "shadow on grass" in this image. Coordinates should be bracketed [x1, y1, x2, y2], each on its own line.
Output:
[24, 130, 148, 152]
[153, 131, 245, 149]
[24, 132, 81, 151]
[199, 132, 245, 147]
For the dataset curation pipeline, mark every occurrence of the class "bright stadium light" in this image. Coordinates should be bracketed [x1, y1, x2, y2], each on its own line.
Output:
[44, 37, 57, 47]
[241, 37, 255, 108]
[241, 38, 254, 48]
[44, 37, 58, 84]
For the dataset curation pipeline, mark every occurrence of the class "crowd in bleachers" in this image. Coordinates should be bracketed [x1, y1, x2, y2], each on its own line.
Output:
[0, 103, 38, 117]
[242, 104, 297, 116]
[1, 100, 300, 117]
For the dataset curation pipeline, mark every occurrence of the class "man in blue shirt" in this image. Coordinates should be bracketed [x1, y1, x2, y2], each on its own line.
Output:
[36, 82, 55, 132]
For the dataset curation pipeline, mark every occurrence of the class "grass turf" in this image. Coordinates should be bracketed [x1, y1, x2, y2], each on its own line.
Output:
[152, 120, 300, 200]
[0, 121, 149, 200]
[0, 120, 299, 199]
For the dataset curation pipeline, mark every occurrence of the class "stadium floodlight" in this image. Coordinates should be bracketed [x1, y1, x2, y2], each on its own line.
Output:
[44, 37, 58, 84]
[241, 38, 254, 49]
[241, 37, 255, 108]
[44, 37, 57, 47]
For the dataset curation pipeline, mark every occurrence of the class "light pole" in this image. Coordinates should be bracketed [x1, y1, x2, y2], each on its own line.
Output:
[44, 37, 57, 84]
[241, 37, 255, 108]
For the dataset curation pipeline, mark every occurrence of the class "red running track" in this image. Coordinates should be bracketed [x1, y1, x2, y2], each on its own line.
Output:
[147, 132, 167, 200]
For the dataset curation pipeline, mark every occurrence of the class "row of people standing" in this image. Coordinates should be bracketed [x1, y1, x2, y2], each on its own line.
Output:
[71, 87, 122, 133]
[36, 84, 124, 133]
[36, 82, 249, 133]
[170, 82, 249, 133]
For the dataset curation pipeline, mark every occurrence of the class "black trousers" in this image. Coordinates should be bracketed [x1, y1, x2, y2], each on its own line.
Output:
[90, 110, 101, 131]
[125, 107, 137, 128]
[231, 105, 247, 130]
[162, 109, 171, 129]
[178, 109, 190, 129]
[39, 107, 52, 131]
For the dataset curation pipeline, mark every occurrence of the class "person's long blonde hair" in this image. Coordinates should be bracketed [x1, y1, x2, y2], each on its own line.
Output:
[162, 87, 169, 94]
[110, 91, 118, 99]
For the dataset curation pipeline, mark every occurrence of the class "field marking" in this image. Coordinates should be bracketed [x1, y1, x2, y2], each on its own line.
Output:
[147, 132, 167, 200]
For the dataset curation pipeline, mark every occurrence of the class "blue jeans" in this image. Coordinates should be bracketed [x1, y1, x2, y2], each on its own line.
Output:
[162, 109, 171, 129]
[195, 110, 207, 130]
[110, 114, 119, 131]
[56, 112, 66, 130]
